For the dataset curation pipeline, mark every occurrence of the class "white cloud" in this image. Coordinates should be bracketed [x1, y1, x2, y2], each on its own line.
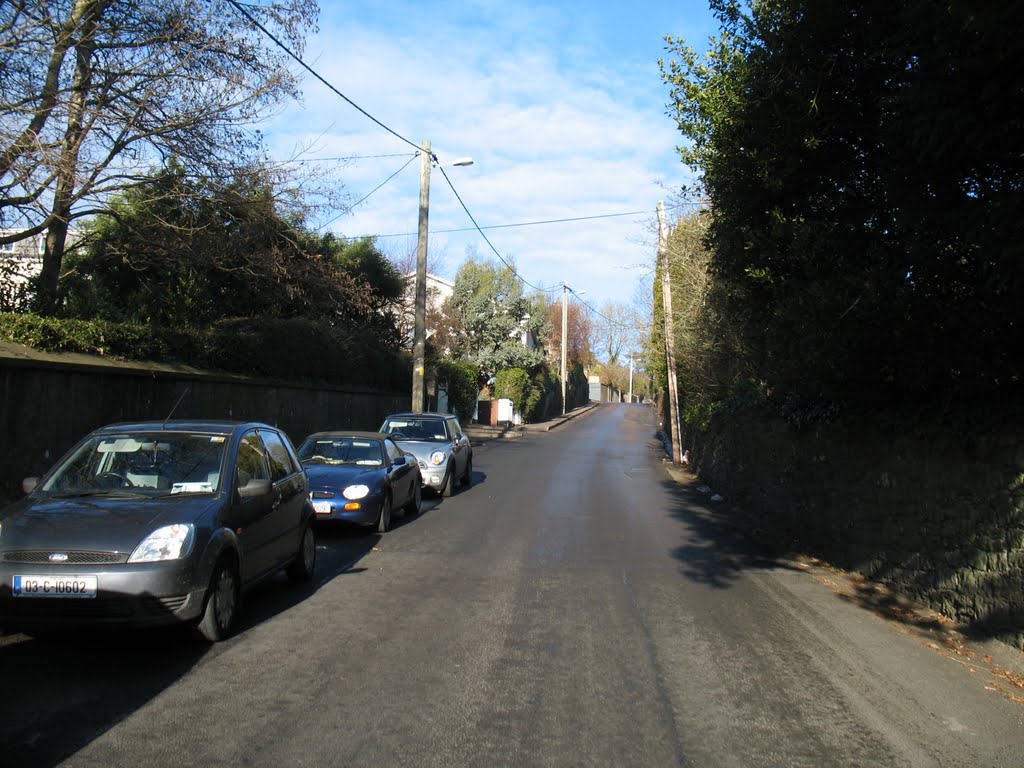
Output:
[263, 0, 715, 313]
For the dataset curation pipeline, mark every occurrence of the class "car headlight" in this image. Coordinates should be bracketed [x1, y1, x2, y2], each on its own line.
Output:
[429, 451, 447, 466]
[129, 523, 195, 563]
[343, 485, 370, 500]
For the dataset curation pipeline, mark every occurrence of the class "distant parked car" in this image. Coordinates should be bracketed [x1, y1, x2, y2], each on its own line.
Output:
[0, 421, 316, 642]
[378, 412, 473, 497]
[296, 431, 421, 533]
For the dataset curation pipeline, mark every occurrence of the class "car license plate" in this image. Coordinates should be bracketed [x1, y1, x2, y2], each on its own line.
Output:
[13, 575, 98, 599]
[313, 501, 333, 515]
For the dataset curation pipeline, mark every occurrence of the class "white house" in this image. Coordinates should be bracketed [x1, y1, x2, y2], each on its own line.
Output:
[0, 230, 45, 288]
[400, 271, 454, 348]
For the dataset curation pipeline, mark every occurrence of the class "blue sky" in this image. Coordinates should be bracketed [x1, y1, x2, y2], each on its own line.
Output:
[264, 0, 719, 312]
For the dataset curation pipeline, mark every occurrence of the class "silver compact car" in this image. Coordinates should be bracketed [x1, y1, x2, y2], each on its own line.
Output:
[379, 412, 473, 497]
[0, 420, 316, 642]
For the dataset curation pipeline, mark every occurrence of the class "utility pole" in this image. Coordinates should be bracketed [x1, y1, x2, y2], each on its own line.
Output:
[658, 201, 683, 464]
[561, 282, 568, 414]
[628, 353, 634, 403]
[411, 140, 432, 413]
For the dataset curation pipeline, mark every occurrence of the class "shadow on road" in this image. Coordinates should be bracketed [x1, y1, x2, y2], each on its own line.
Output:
[0, 525, 384, 767]
[662, 473, 806, 589]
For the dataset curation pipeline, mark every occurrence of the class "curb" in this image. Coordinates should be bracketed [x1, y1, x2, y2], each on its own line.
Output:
[466, 403, 601, 443]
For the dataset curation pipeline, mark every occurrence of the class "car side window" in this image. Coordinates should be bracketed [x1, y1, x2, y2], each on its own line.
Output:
[261, 429, 298, 480]
[236, 432, 271, 487]
[384, 439, 405, 463]
[448, 418, 463, 440]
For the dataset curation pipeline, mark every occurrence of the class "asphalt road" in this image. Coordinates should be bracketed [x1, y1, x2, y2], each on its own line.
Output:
[2, 403, 1022, 767]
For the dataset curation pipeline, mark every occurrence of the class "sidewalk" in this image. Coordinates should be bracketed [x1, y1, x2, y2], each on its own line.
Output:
[464, 402, 600, 444]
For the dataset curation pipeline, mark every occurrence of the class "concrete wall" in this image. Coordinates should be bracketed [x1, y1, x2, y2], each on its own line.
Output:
[688, 408, 1024, 649]
[0, 355, 407, 504]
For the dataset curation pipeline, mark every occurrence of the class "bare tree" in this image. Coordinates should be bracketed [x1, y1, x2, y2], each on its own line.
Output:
[595, 299, 644, 366]
[0, 0, 319, 313]
[382, 236, 450, 348]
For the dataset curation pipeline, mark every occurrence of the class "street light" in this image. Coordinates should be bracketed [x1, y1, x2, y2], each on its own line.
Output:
[412, 140, 474, 413]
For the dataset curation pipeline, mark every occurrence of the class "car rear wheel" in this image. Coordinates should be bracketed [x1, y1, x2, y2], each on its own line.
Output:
[461, 457, 473, 487]
[287, 522, 316, 583]
[377, 494, 393, 532]
[404, 482, 422, 515]
[195, 556, 239, 642]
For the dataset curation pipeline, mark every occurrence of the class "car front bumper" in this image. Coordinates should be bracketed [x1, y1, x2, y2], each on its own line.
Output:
[0, 559, 208, 630]
[311, 496, 384, 527]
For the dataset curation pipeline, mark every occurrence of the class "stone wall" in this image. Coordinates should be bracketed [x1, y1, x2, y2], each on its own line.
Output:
[0, 354, 407, 505]
[688, 407, 1024, 649]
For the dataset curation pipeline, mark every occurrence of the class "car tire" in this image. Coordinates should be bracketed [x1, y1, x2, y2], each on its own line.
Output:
[287, 522, 316, 583]
[441, 465, 455, 497]
[195, 555, 240, 643]
[404, 482, 422, 515]
[461, 456, 473, 487]
[377, 494, 392, 533]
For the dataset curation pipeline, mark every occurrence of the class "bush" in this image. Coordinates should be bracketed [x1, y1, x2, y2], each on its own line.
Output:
[494, 368, 530, 410]
[438, 360, 479, 423]
[0, 312, 409, 390]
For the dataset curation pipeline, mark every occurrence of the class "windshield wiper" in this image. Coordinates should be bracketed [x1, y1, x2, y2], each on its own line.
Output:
[51, 489, 148, 499]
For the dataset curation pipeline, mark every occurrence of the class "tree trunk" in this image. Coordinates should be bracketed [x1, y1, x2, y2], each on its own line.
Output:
[32, 0, 106, 315]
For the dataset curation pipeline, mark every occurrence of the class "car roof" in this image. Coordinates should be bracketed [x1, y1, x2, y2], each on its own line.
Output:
[382, 412, 454, 420]
[92, 420, 275, 436]
[302, 431, 388, 442]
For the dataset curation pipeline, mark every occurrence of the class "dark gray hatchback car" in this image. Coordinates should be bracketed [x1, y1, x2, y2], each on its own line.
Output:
[0, 420, 316, 642]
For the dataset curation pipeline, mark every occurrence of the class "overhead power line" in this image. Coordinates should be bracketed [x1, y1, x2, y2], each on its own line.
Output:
[371, 209, 652, 238]
[226, 0, 638, 302]
[223, 0, 422, 153]
[315, 153, 419, 231]
[436, 165, 559, 294]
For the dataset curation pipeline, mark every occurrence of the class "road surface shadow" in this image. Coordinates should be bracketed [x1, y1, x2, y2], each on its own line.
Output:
[0, 528, 380, 766]
[662, 474, 807, 589]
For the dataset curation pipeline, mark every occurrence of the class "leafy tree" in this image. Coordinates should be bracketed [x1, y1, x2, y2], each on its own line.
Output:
[438, 256, 547, 386]
[661, 0, 1024, 407]
[0, 0, 320, 314]
[63, 164, 402, 344]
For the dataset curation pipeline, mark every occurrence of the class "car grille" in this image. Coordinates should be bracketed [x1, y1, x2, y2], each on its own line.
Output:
[2, 550, 127, 565]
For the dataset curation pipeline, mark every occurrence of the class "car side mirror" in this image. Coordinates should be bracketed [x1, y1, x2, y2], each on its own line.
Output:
[393, 455, 406, 466]
[238, 477, 272, 499]
[22, 477, 38, 495]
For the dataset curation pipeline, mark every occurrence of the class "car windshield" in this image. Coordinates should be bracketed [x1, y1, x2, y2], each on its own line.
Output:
[298, 438, 383, 466]
[379, 418, 449, 442]
[42, 431, 228, 497]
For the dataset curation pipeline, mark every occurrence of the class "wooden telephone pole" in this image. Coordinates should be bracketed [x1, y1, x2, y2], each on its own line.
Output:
[658, 201, 683, 464]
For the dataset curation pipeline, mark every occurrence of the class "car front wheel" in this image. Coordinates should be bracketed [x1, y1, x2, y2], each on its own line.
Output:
[441, 465, 455, 497]
[196, 556, 240, 642]
[377, 494, 392, 532]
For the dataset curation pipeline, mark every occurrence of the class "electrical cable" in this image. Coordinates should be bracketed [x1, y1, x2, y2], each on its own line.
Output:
[225, 0, 659, 308]
[315, 153, 419, 231]
[437, 165, 561, 294]
[223, 0, 423, 153]
[372, 209, 652, 237]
